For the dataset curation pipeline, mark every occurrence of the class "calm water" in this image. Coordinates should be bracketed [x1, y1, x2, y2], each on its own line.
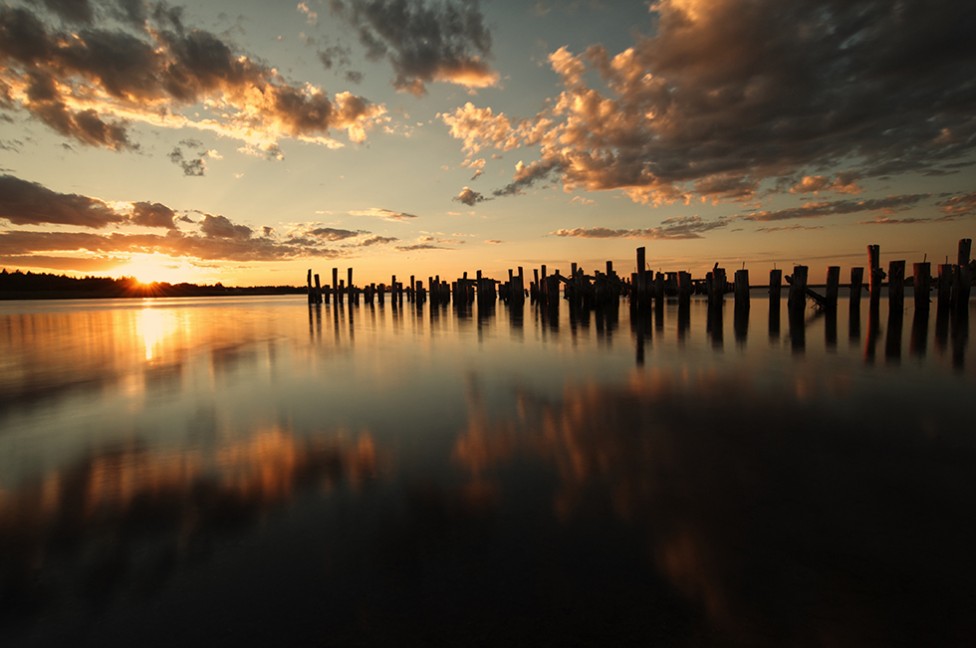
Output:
[0, 294, 973, 646]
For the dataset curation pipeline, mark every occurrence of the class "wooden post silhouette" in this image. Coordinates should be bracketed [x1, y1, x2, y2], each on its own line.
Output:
[868, 244, 883, 306]
[825, 266, 840, 311]
[913, 262, 931, 311]
[888, 260, 905, 311]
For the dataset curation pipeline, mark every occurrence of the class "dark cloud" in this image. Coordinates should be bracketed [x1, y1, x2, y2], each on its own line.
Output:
[359, 235, 398, 246]
[169, 147, 205, 176]
[552, 215, 729, 240]
[453, 186, 485, 206]
[318, 45, 352, 70]
[755, 225, 825, 233]
[860, 217, 931, 225]
[0, 174, 125, 228]
[130, 201, 177, 229]
[741, 195, 929, 222]
[0, 4, 384, 149]
[0, 228, 342, 263]
[41, 0, 94, 24]
[396, 243, 450, 251]
[345, 70, 364, 84]
[491, 159, 562, 198]
[445, 0, 976, 205]
[937, 192, 976, 220]
[200, 214, 252, 240]
[308, 227, 362, 241]
[329, 0, 497, 95]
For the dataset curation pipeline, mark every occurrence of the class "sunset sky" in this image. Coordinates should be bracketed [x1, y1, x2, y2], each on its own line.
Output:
[1, 0, 974, 286]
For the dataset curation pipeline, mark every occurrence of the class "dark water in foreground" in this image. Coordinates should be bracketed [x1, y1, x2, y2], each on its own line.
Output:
[0, 294, 973, 646]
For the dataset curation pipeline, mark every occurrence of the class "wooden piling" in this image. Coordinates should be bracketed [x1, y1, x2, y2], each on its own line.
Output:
[677, 271, 692, 307]
[868, 244, 883, 305]
[769, 269, 782, 309]
[825, 266, 840, 311]
[954, 238, 972, 312]
[888, 260, 905, 311]
[306, 269, 314, 304]
[937, 264, 953, 311]
[788, 265, 808, 313]
[913, 262, 931, 311]
[850, 267, 864, 311]
[314, 273, 322, 304]
[332, 268, 340, 304]
[734, 269, 749, 312]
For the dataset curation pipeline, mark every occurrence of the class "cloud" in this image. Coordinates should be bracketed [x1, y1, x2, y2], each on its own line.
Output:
[307, 227, 363, 241]
[359, 235, 398, 246]
[0, 174, 125, 228]
[131, 201, 177, 229]
[0, 4, 386, 150]
[442, 0, 976, 206]
[453, 186, 485, 206]
[348, 207, 417, 221]
[396, 243, 450, 251]
[169, 146, 205, 176]
[297, 1, 318, 25]
[755, 225, 824, 233]
[329, 0, 498, 94]
[200, 214, 253, 240]
[937, 192, 976, 220]
[860, 216, 931, 225]
[42, 0, 94, 24]
[552, 216, 729, 240]
[741, 194, 929, 222]
[0, 254, 123, 272]
[789, 174, 862, 195]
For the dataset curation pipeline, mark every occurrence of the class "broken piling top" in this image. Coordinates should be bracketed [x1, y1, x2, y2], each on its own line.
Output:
[958, 238, 972, 266]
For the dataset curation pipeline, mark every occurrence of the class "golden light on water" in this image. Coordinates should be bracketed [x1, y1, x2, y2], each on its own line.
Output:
[135, 306, 177, 362]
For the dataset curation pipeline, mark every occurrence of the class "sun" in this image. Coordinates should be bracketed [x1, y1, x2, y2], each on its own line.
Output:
[116, 253, 199, 285]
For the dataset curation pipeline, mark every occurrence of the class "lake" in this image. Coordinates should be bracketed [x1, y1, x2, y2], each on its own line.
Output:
[1, 294, 973, 646]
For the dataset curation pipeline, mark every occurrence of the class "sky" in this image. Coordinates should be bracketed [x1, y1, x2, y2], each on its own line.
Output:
[0, 0, 974, 287]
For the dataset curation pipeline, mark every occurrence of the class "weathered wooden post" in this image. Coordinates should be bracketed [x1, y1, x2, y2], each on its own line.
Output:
[677, 271, 692, 308]
[734, 269, 750, 313]
[953, 238, 972, 313]
[913, 262, 931, 311]
[314, 273, 322, 304]
[709, 267, 726, 311]
[332, 268, 340, 305]
[347, 268, 355, 304]
[868, 244, 883, 307]
[636, 247, 647, 307]
[825, 266, 840, 311]
[769, 269, 782, 309]
[788, 265, 808, 314]
[307, 269, 314, 304]
[937, 264, 953, 311]
[888, 260, 905, 311]
[850, 267, 864, 312]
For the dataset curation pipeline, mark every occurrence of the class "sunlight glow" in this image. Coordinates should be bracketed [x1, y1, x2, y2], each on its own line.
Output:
[117, 253, 199, 285]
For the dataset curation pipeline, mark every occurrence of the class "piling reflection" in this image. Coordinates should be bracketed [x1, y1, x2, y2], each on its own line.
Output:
[0, 426, 381, 619]
[451, 369, 976, 645]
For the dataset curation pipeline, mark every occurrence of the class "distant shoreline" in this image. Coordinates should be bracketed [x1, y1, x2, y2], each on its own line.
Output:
[0, 269, 304, 300]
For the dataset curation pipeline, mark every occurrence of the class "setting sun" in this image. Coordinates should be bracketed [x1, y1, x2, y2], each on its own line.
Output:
[115, 253, 200, 285]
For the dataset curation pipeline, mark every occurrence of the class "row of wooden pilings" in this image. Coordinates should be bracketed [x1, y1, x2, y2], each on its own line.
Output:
[307, 238, 973, 315]
[628, 238, 973, 316]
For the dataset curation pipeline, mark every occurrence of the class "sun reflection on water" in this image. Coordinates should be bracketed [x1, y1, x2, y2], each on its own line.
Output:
[135, 306, 177, 362]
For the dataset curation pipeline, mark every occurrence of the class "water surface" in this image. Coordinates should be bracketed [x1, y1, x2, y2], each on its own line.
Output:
[1, 295, 973, 646]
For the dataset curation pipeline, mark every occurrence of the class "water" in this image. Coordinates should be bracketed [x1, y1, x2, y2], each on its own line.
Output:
[1, 294, 973, 646]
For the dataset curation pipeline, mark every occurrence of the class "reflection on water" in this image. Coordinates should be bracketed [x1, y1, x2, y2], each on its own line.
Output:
[0, 295, 974, 646]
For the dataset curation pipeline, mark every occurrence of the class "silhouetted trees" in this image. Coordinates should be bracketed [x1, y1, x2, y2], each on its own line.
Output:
[0, 269, 303, 299]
